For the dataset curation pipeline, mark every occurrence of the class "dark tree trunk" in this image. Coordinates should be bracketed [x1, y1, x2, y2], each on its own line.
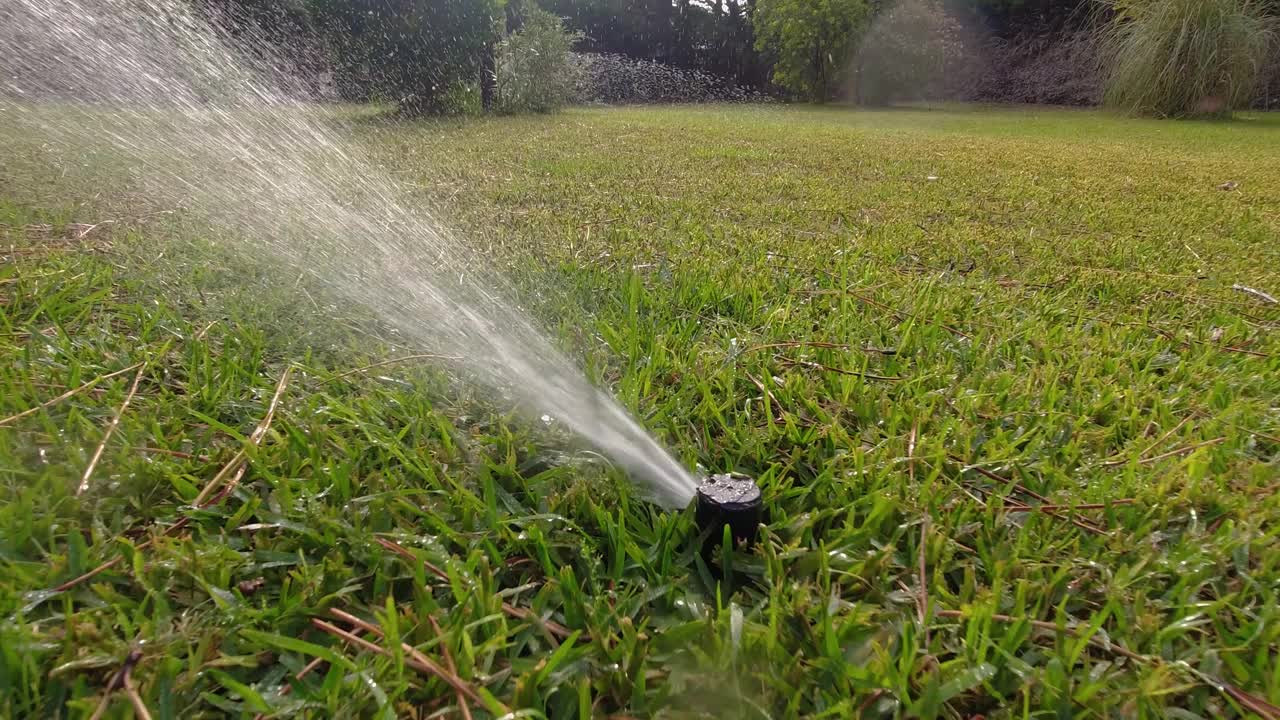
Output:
[481, 44, 496, 112]
[813, 43, 826, 103]
[506, 0, 524, 33]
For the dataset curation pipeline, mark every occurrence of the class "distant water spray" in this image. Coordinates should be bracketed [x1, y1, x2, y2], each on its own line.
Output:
[572, 53, 769, 104]
[0, 0, 698, 507]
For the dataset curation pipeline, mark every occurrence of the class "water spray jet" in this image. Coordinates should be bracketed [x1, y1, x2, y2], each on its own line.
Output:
[0, 0, 701, 509]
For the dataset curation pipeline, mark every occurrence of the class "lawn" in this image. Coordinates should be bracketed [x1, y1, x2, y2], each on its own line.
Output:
[1, 104, 1278, 718]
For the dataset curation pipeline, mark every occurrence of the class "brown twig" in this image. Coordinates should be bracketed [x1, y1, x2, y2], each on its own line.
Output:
[848, 291, 969, 339]
[54, 368, 291, 593]
[1100, 417, 1191, 467]
[314, 619, 448, 685]
[0, 362, 143, 428]
[937, 610, 1280, 719]
[194, 319, 218, 341]
[427, 615, 473, 720]
[73, 220, 115, 240]
[1230, 424, 1280, 445]
[1077, 313, 1270, 358]
[137, 447, 212, 462]
[331, 354, 462, 380]
[1136, 437, 1226, 465]
[373, 537, 574, 639]
[1217, 344, 1269, 358]
[947, 454, 1048, 504]
[1007, 500, 1135, 512]
[1070, 264, 1206, 281]
[192, 367, 292, 507]
[54, 555, 128, 592]
[774, 354, 900, 381]
[27, 382, 108, 395]
[745, 371, 784, 421]
[77, 364, 147, 496]
[123, 669, 151, 720]
[500, 604, 576, 643]
[937, 609, 1145, 662]
[315, 614, 493, 710]
[374, 537, 451, 581]
[329, 609, 475, 695]
[946, 454, 1106, 535]
[917, 517, 930, 646]
[1186, 409, 1280, 447]
[1222, 683, 1280, 720]
[857, 689, 887, 715]
[88, 649, 149, 720]
[739, 341, 896, 356]
[252, 657, 325, 720]
[1140, 417, 1188, 451]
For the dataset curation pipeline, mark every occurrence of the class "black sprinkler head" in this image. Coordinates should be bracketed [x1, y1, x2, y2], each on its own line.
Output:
[694, 472, 763, 547]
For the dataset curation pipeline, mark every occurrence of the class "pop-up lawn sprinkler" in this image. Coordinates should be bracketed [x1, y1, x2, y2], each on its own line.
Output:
[694, 472, 763, 549]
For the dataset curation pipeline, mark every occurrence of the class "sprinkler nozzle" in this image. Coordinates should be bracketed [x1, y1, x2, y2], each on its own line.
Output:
[694, 473, 763, 546]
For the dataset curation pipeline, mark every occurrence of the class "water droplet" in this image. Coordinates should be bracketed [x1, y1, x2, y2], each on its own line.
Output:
[20, 589, 62, 614]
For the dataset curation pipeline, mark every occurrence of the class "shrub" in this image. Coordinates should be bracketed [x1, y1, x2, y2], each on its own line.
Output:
[495, 8, 582, 114]
[752, 0, 873, 102]
[852, 0, 978, 105]
[1099, 0, 1278, 117]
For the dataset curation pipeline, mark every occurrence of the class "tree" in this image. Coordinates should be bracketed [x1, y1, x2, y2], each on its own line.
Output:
[540, 0, 675, 61]
[752, 0, 872, 101]
[854, 0, 975, 104]
[305, 0, 502, 114]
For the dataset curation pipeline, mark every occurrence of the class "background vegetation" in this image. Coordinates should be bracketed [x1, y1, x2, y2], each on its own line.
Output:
[751, 0, 873, 102]
[203, 0, 1279, 116]
[496, 8, 583, 114]
[1100, 0, 1278, 117]
[852, 0, 978, 105]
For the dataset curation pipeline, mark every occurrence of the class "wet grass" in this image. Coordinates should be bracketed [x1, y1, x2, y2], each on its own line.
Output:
[1, 104, 1279, 718]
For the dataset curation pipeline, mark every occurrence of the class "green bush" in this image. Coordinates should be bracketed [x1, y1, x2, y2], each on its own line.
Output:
[495, 8, 583, 114]
[1100, 0, 1278, 117]
[753, 0, 873, 102]
[853, 0, 975, 105]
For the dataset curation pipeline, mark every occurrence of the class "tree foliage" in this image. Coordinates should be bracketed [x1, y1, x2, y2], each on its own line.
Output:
[198, 0, 1280, 110]
[305, 0, 501, 114]
[496, 7, 583, 113]
[752, 0, 873, 101]
[854, 0, 975, 104]
[204, 0, 767, 109]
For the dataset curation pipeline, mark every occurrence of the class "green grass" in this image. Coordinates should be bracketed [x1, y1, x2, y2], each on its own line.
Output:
[2, 104, 1279, 718]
